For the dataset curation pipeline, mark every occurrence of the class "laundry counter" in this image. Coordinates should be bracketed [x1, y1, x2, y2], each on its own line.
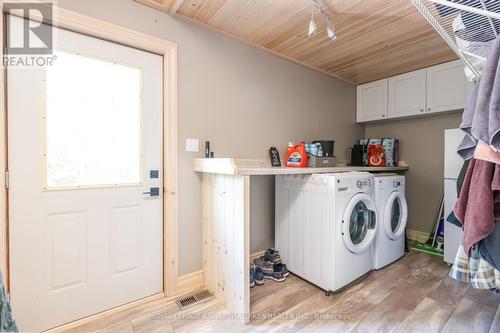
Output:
[194, 158, 409, 175]
[194, 158, 409, 323]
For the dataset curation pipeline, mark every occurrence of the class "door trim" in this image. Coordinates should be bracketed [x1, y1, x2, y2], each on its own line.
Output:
[0, 2, 181, 298]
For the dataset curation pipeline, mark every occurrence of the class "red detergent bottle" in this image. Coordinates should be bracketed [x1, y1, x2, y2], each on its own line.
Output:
[286, 143, 308, 167]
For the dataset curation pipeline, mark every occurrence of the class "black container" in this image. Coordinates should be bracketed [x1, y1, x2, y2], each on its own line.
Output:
[312, 140, 335, 157]
[205, 141, 211, 158]
[351, 144, 365, 166]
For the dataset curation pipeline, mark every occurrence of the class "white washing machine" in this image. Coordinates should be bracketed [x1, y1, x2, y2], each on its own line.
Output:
[276, 172, 377, 293]
[373, 174, 408, 270]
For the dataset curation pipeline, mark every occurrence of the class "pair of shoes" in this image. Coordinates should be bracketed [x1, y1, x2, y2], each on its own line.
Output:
[254, 252, 289, 282]
[253, 256, 274, 275]
[250, 265, 264, 288]
[264, 248, 282, 264]
[274, 263, 289, 277]
[263, 249, 288, 277]
[267, 265, 286, 282]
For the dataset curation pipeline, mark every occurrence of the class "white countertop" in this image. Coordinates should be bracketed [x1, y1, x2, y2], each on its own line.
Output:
[193, 158, 409, 176]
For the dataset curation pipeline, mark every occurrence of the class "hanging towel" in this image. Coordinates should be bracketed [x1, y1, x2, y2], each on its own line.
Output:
[479, 220, 500, 271]
[457, 36, 500, 159]
[450, 243, 500, 293]
[474, 140, 500, 164]
[453, 159, 500, 256]
[0, 273, 18, 332]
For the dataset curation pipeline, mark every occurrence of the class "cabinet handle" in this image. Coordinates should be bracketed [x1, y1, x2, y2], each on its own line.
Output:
[382, 114, 385, 117]
[427, 107, 431, 111]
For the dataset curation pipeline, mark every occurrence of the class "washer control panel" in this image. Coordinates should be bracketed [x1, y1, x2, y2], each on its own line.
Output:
[356, 179, 373, 189]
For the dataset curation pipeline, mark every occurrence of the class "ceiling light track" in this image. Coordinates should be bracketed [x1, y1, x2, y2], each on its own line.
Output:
[308, 0, 337, 41]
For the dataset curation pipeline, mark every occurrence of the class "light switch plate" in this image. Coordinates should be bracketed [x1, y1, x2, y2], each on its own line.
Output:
[185, 138, 199, 152]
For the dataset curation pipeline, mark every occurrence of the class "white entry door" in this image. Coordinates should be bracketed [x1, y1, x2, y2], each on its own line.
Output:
[7, 16, 164, 332]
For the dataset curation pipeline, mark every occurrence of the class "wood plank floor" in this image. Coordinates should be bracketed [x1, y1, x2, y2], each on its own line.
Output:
[62, 251, 500, 333]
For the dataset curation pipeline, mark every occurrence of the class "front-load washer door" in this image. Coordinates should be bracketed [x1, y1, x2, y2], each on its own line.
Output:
[342, 193, 377, 254]
[383, 191, 408, 240]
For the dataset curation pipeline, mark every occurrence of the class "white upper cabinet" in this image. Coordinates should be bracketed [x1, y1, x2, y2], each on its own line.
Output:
[388, 69, 426, 119]
[356, 79, 387, 122]
[426, 60, 474, 113]
[356, 60, 474, 123]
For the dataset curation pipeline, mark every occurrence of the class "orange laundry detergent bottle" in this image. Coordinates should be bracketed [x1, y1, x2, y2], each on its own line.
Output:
[286, 143, 308, 167]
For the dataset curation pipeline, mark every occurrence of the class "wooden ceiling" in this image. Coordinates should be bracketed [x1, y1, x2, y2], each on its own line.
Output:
[136, 0, 458, 84]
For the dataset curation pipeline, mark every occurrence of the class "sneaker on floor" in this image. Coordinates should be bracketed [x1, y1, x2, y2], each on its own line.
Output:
[263, 265, 286, 282]
[253, 256, 274, 275]
[250, 266, 256, 288]
[254, 267, 265, 285]
[274, 263, 289, 277]
[265, 248, 282, 264]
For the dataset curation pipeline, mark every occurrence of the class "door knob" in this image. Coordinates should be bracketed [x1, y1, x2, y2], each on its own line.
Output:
[143, 187, 160, 197]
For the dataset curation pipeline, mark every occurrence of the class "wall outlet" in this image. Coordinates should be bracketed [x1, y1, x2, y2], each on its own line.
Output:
[185, 138, 199, 152]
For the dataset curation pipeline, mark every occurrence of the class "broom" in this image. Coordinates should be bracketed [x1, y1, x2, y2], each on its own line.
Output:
[411, 191, 445, 257]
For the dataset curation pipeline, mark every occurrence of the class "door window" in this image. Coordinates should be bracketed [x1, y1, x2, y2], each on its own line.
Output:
[349, 201, 370, 245]
[44, 50, 142, 189]
[390, 197, 402, 232]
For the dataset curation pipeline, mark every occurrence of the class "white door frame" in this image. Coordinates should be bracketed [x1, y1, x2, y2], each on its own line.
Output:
[0, 0, 180, 303]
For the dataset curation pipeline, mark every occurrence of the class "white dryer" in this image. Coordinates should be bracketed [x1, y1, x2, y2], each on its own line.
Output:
[276, 172, 377, 293]
[373, 174, 408, 270]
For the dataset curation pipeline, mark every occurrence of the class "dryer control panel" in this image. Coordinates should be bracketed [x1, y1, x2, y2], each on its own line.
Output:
[393, 180, 403, 188]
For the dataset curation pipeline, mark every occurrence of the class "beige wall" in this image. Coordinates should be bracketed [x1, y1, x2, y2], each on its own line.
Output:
[58, 0, 361, 275]
[250, 176, 275, 255]
[364, 113, 462, 234]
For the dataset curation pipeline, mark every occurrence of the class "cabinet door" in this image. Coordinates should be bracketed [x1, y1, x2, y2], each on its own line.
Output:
[388, 69, 427, 119]
[356, 79, 388, 122]
[427, 60, 474, 113]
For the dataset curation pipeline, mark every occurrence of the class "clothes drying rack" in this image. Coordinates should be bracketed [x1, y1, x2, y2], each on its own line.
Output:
[412, 0, 500, 80]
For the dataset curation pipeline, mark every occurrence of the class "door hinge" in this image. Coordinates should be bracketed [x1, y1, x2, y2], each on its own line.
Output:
[5, 170, 9, 190]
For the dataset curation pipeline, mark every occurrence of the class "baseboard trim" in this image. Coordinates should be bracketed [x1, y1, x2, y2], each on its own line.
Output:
[176, 270, 204, 295]
[406, 229, 430, 243]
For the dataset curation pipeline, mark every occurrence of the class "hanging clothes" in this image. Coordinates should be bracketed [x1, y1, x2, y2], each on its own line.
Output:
[457, 36, 500, 159]
[479, 220, 500, 271]
[474, 140, 500, 164]
[450, 243, 500, 294]
[453, 13, 495, 59]
[453, 158, 500, 256]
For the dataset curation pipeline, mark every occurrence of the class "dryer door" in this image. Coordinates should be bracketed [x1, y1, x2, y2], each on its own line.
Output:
[342, 193, 377, 254]
[383, 191, 408, 240]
